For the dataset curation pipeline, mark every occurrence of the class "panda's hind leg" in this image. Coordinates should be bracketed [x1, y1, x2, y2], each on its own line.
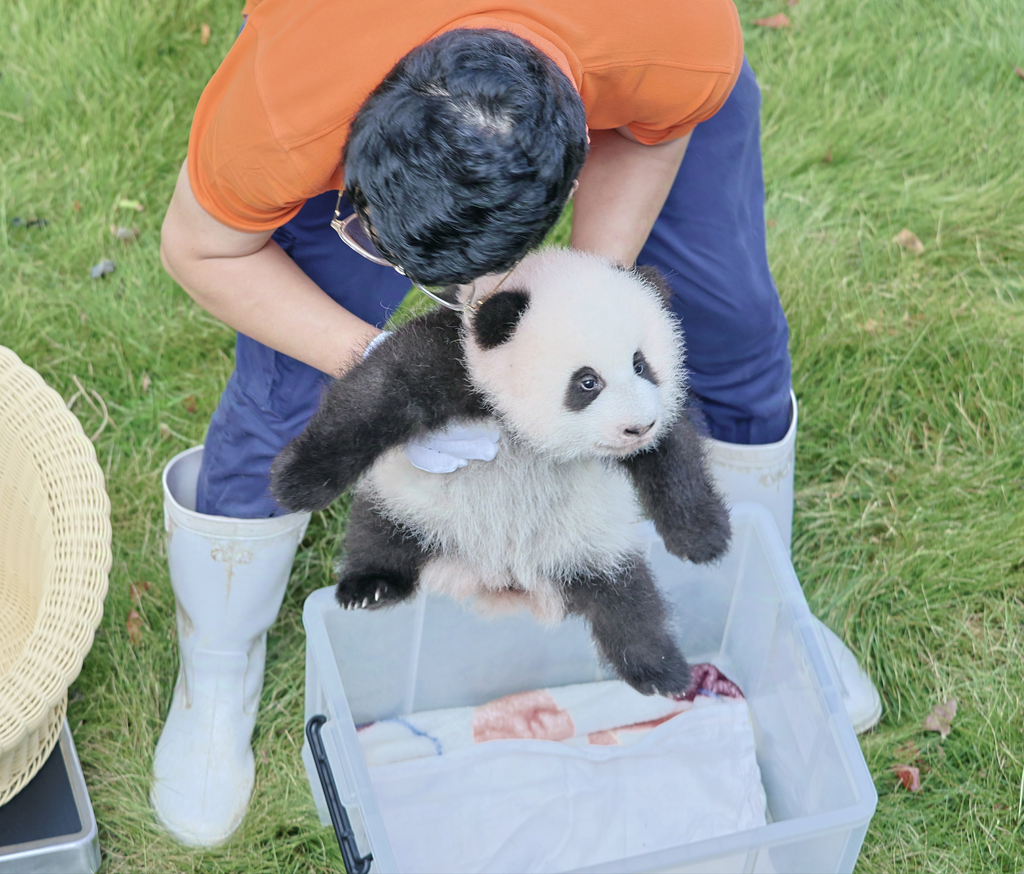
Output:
[335, 495, 428, 610]
[563, 557, 691, 698]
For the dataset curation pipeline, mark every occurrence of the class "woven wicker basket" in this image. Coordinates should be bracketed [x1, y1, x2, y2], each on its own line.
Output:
[0, 346, 111, 807]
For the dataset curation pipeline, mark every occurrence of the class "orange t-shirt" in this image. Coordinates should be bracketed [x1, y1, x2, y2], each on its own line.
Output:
[189, 0, 743, 232]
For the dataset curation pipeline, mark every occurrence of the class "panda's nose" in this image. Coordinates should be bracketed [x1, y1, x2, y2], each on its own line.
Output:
[624, 420, 656, 438]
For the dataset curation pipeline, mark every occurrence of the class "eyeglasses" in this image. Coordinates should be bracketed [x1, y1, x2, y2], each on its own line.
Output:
[332, 194, 515, 313]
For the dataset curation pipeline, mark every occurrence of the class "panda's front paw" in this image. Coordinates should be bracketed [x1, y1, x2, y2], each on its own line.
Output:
[661, 502, 732, 565]
[615, 641, 692, 698]
[335, 569, 417, 611]
[270, 442, 347, 512]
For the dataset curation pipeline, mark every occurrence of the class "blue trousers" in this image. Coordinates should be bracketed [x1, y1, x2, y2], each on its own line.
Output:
[196, 58, 792, 518]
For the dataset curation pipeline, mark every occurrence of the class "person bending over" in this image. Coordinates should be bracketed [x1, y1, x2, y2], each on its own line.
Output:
[156, 0, 880, 847]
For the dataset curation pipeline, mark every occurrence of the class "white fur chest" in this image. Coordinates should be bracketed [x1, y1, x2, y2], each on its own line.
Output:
[360, 419, 645, 602]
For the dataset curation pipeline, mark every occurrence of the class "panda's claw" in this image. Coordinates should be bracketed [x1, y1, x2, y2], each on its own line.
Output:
[613, 641, 692, 698]
[335, 570, 417, 612]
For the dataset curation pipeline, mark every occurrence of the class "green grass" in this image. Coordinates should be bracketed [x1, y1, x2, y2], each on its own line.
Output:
[2, 0, 1023, 870]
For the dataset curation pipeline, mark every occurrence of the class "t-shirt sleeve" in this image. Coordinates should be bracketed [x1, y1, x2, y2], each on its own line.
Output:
[187, 26, 315, 231]
[623, 62, 741, 144]
[581, 0, 744, 145]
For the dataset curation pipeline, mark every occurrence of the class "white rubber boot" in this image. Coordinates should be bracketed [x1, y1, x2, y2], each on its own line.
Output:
[707, 393, 882, 734]
[151, 446, 311, 846]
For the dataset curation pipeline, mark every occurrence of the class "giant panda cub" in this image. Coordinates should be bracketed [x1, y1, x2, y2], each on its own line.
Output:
[272, 249, 731, 697]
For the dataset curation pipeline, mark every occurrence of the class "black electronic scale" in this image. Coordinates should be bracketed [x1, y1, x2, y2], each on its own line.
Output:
[0, 723, 99, 873]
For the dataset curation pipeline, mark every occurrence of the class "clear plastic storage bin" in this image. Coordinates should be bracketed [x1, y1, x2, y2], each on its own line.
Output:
[302, 503, 877, 873]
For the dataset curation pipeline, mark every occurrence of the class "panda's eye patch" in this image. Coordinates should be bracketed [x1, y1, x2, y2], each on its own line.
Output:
[633, 351, 658, 386]
[565, 367, 605, 411]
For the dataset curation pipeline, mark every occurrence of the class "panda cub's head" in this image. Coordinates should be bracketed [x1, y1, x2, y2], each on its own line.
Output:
[461, 249, 685, 461]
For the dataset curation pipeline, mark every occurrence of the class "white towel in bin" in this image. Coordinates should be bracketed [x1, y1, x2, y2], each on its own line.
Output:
[360, 667, 766, 873]
[359, 678, 692, 765]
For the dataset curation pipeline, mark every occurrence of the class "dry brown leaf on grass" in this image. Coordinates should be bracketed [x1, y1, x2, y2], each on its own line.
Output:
[923, 699, 957, 739]
[1014, 66, 1024, 80]
[140, 373, 152, 393]
[127, 609, 144, 645]
[201, 23, 211, 45]
[129, 581, 152, 606]
[892, 764, 921, 792]
[754, 13, 790, 28]
[893, 228, 925, 254]
[183, 395, 198, 414]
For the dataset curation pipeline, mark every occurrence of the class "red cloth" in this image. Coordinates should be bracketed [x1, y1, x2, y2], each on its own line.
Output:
[678, 663, 745, 703]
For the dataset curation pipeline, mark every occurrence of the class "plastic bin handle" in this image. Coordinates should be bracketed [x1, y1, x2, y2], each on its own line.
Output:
[306, 714, 374, 874]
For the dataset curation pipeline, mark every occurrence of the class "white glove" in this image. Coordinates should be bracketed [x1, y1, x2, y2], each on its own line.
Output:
[362, 332, 500, 474]
[404, 422, 501, 473]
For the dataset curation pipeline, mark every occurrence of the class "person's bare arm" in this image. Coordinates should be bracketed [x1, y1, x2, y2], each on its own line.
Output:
[160, 162, 383, 377]
[570, 127, 691, 266]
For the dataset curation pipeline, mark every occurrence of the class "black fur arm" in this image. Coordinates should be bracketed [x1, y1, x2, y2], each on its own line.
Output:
[271, 308, 488, 512]
[563, 557, 691, 697]
[621, 415, 732, 564]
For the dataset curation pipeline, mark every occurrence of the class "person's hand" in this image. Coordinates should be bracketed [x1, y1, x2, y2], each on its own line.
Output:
[362, 332, 501, 473]
[404, 423, 501, 473]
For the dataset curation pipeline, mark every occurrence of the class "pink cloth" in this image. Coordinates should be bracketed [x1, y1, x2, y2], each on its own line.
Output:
[472, 689, 576, 743]
[358, 665, 745, 765]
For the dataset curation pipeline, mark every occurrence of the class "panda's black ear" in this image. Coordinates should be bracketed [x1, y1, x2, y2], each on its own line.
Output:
[472, 288, 531, 349]
[631, 265, 674, 309]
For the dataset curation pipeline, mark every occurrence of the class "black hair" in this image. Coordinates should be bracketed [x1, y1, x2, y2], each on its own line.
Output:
[343, 29, 588, 286]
